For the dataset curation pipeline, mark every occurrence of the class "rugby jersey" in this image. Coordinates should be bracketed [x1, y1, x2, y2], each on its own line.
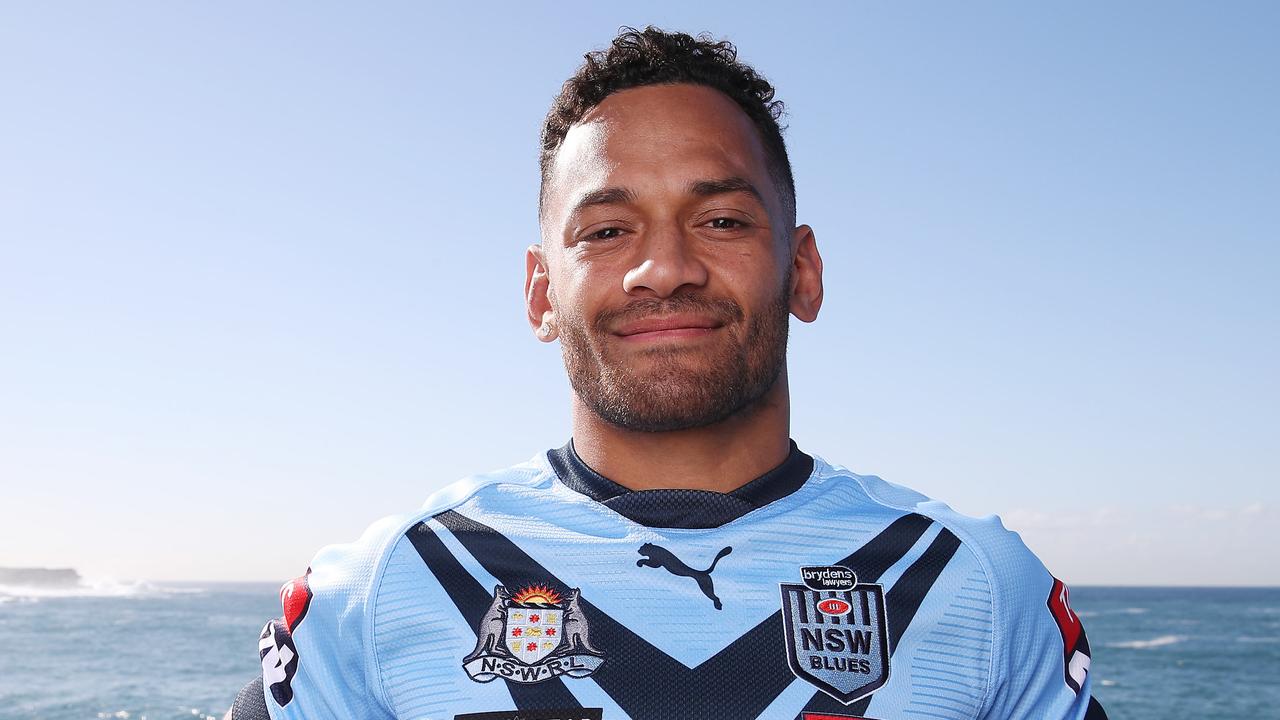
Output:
[248, 441, 1107, 720]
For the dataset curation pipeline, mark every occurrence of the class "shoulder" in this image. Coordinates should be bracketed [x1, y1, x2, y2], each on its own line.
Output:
[811, 455, 1054, 600]
[271, 454, 558, 704]
[305, 452, 556, 602]
[417, 451, 555, 518]
[813, 456, 1093, 712]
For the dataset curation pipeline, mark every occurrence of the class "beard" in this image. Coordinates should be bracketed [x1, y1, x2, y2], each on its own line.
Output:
[557, 282, 791, 433]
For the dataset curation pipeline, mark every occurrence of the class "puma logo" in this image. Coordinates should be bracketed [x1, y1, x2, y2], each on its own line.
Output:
[636, 543, 733, 610]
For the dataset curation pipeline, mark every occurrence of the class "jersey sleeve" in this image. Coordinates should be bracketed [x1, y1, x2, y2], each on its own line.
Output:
[256, 516, 404, 720]
[977, 524, 1108, 720]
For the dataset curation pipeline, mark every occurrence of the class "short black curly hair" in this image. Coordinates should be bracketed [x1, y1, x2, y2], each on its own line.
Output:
[540, 26, 795, 228]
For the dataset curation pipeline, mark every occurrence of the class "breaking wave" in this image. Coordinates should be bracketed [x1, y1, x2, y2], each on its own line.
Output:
[1235, 635, 1280, 644]
[96, 709, 222, 720]
[1078, 607, 1148, 618]
[1106, 634, 1185, 649]
[0, 578, 203, 600]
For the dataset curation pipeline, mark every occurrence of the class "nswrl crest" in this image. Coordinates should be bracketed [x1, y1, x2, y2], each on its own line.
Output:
[463, 584, 604, 684]
[780, 565, 891, 704]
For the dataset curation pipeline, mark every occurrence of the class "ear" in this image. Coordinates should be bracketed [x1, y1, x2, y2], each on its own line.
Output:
[788, 224, 823, 323]
[525, 243, 558, 342]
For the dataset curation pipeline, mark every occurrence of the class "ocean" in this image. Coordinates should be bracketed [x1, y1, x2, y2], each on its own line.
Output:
[0, 583, 1276, 719]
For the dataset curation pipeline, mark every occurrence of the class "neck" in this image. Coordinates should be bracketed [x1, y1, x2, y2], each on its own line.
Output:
[569, 373, 792, 493]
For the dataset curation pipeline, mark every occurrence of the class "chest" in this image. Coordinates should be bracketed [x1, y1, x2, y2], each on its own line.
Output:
[373, 509, 991, 720]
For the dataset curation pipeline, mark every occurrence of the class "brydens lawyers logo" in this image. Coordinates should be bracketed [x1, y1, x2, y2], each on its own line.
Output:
[801, 565, 857, 590]
[464, 584, 604, 684]
[260, 568, 313, 706]
[781, 565, 891, 705]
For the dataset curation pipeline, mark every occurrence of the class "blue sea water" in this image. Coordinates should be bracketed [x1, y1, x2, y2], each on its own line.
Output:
[0, 581, 279, 720]
[1070, 586, 1280, 718]
[0, 583, 1276, 719]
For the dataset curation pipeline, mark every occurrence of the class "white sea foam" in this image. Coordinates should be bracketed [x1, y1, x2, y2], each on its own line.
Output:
[0, 577, 201, 600]
[95, 708, 219, 720]
[1235, 635, 1280, 644]
[1080, 607, 1148, 617]
[1106, 634, 1185, 649]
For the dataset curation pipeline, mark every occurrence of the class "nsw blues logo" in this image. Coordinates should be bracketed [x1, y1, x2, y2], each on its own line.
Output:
[781, 566, 891, 704]
[463, 584, 604, 684]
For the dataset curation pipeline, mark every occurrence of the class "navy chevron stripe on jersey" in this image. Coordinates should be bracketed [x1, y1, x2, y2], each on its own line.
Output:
[406, 521, 583, 710]
[798, 529, 963, 716]
[433, 508, 933, 718]
[883, 529, 963, 650]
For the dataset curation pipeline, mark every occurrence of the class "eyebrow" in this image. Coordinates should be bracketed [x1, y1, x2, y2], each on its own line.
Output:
[569, 186, 637, 217]
[568, 177, 765, 219]
[688, 176, 765, 204]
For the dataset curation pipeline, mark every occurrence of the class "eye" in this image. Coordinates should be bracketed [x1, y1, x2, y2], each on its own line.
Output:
[706, 217, 747, 230]
[586, 227, 624, 241]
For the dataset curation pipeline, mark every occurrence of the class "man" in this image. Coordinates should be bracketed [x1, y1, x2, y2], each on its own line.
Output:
[230, 27, 1107, 720]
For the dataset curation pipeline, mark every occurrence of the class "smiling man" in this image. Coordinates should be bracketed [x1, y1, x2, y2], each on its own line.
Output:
[230, 27, 1107, 720]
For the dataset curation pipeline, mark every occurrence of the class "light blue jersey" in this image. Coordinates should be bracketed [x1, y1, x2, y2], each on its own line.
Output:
[249, 442, 1106, 720]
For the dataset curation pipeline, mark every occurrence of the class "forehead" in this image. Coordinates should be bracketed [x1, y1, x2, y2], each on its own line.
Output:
[544, 84, 775, 225]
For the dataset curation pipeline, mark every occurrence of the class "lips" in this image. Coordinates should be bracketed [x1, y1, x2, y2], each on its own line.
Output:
[612, 313, 724, 339]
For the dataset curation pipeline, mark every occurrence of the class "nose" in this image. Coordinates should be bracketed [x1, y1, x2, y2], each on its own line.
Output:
[621, 223, 709, 298]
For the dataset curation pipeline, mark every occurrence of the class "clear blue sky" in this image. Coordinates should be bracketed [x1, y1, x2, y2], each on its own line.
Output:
[1, 2, 1276, 585]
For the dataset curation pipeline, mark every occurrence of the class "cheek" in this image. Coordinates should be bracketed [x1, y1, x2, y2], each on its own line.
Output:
[715, 256, 788, 306]
[560, 258, 624, 312]
[551, 273, 605, 330]
[707, 235, 786, 278]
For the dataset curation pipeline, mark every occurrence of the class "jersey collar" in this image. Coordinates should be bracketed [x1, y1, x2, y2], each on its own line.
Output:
[546, 438, 815, 529]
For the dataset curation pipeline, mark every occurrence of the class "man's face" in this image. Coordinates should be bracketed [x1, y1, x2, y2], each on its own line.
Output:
[530, 83, 817, 432]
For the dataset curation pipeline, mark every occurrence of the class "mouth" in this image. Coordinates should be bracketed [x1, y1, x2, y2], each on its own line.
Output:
[611, 314, 725, 342]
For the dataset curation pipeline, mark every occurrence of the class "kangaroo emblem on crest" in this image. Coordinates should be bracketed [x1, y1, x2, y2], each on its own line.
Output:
[461, 584, 604, 684]
[636, 543, 733, 609]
